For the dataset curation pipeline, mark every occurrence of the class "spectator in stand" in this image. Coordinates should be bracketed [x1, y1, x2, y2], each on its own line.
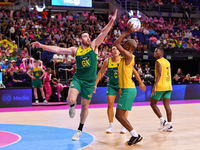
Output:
[173, 74, 182, 84]
[38, 60, 46, 70]
[7, 71, 22, 87]
[0, 56, 3, 66]
[194, 41, 200, 53]
[177, 68, 184, 81]
[53, 53, 64, 68]
[31, 7, 38, 18]
[11, 60, 19, 72]
[175, 38, 182, 53]
[42, 9, 48, 19]
[6, 63, 15, 72]
[185, 29, 193, 38]
[1, 59, 9, 72]
[89, 12, 96, 21]
[19, 7, 25, 18]
[100, 11, 108, 23]
[57, 12, 62, 21]
[25, 7, 30, 18]
[194, 74, 200, 82]
[20, 58, 28, 72]
[82, 10, 89, 21]
[181, 40, 187, 53]
[13, 47, 20, 60]
[108, 11, 114, 21]
[1, 51, 6, 61]
[7, 52, 16, 62]
[150, 34, 157, 50]
[66, 12, 73, 21]
[20, 28, 26, 48]
[183, 74, 192, 84]
[21, 47, 29, 59]
[114, 26, 121, 37]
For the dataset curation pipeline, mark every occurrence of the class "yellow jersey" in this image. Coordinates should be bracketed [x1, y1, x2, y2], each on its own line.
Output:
[118, 54, 135, 89]
[155, 57, 172, 91]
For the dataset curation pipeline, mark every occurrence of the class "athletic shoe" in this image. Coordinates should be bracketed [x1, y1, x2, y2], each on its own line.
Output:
[120, 126, 127, 134]
[72, 130, 82, 141]
[125, 134, 143, 146]
[158, 120, 167, 130]
[106, 125, 114, 134]
[163, 123, 173, 132]
[35, 100, 39, 104]
[69, 102, 76, 118]
[43, 100, 48, 104]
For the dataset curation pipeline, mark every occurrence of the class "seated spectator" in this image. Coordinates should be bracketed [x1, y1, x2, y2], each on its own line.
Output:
[194, 41, 200, 53]
[150, 34, 157, 49]
[181, 40, 188, 52]
[144, 64, 150, 74]
[184, 29, 193, 38]
[38, 60, 46, 70]
[194, 74, 200, 82]
[66, 12, 73, 21]
[7, 71, 22, 87]
[89, 12, 96, 21]
[114, 27, 121, 36]
[1, 59, 9, 72]
[11, 60, 19, 72]
[53, 53, 64, 69]
[20, 28, 27, 48]
[173, 74, 182, 84]
[20, 47, 30, 59]
[183, 74, 192, 84]
[19, 58, 28, 72]
[13, 47, 20, 60]
[7, 52, 17, 62]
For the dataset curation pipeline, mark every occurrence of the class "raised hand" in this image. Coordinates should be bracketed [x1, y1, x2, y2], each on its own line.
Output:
[31, 41, 41, 48]
[126, 22, 139, 34]
[111, 9, 118, 21]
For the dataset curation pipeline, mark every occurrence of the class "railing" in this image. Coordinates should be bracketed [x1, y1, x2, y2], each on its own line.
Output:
[105, 0, 122, 10]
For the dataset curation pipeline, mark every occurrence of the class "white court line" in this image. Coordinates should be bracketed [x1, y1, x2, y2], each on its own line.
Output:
[0, 131, 22, 148]
[78, 133, 96, 150]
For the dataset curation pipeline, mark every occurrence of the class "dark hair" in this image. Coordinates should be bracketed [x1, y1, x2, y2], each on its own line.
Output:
[78, 31, 88, 39]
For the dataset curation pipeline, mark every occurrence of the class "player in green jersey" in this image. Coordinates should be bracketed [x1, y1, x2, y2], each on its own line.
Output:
[94, 46, 128, 134]
[31, 10, 118, 141]
[27, 60, 46, 104]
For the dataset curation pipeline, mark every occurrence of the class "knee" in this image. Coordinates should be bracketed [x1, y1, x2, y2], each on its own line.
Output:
[81, 104, 89, 111]
[107, 102, 114, 109]
[115, 113, 121, 121]
[150, 102, 155, 108]
[67, 97, 75, 105]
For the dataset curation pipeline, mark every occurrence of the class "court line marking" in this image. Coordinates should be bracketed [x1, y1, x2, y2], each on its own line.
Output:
[0, 131, 22, 148]
[79, 134, 96, 150]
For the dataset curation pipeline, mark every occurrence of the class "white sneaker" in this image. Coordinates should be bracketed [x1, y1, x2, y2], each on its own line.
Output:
[72, 130, 82, 141]
[35, 100, 39, 104]
[59, 94, 62, 97]
[43, 100, 48, 104]
[120, 126, 127, 134]
[158, 120, 167, 130]
[69, 102, 76, 118]
[163, 123, 173, 132]
[106, 125, 114, 134]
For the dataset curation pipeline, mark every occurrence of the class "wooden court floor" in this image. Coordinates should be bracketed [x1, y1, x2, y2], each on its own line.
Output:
[0, 102, 200, 150]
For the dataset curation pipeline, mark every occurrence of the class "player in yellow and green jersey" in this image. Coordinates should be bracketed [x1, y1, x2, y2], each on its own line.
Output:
[115, 22, 146, 146]
[27, 60, 46, 104]
[31, 10, 118, 141]
[150, 48, 173, 132]
[94, 46, 128, 134]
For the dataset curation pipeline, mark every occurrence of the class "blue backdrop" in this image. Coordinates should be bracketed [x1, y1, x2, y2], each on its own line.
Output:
[76, 84, 200, 104]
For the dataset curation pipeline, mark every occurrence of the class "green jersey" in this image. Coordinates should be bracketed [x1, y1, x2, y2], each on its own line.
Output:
[73, 45, 98, 82]
[107, 57, 119, 89]
[33, 67, 41, 80]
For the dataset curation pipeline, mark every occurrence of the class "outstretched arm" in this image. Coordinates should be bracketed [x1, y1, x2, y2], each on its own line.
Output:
[152, 61, 161, 95]
[132, 67, 146, 91]
[91, 10, 117, 53]
[31, 42, 77, 55]
[115, 22, 138, 65]
[93, 58, 108, 93]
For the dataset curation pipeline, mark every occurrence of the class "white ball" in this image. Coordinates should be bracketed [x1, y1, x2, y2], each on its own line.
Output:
[127, 18, 141, 30]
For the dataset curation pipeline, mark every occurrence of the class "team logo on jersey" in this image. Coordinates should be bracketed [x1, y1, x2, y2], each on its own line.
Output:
[88, 94, 92, 98]
[81, 56, 90, 67]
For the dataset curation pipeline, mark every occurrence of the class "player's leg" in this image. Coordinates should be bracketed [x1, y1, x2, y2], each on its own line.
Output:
[67, 79, 81, 118]
[72, 97, 91, 141]
[34, 88, 39, 104]
[116, 88, 142, 146]
[118, 89, 128, 134]
[150, 91, 167, 130]
[39, 87, 45, 102]
[44, 84, 51, 104]
[106, 95, 116, 133]
[162, 91, 173, 132]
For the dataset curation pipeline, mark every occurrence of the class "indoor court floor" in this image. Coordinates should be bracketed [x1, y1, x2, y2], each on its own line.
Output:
[0, 100, 200, 150]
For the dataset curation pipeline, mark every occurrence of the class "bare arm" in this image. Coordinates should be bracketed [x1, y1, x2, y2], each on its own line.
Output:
[91, 10, 117, 53]
[27, 70, 35, 79]
[43, 75, 46, 85]
[132, 67, 146, 91]
[31, 41, 77, 55]
[152, 61, 161, 95]
[95, 59, 108, 86]
[39, 69, 46, 79]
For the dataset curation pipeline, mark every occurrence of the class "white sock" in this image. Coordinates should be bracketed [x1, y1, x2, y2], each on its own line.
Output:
[109, 123, 114, 127]
[160, 117, 165, 122]
[168, 122, 172, 126]
[130, 129, 138, 137]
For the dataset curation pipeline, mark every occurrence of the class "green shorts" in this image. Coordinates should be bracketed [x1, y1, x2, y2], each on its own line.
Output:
[70, 77, 95, 100]
[106, 85, 119, 96]
[32, 79, 43, 88]
[117, 88, 137, 111]
[151, 91, 172, 100]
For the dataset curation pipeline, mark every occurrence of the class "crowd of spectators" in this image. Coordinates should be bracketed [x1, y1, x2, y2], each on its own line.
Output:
[0, 5, 200, 88]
